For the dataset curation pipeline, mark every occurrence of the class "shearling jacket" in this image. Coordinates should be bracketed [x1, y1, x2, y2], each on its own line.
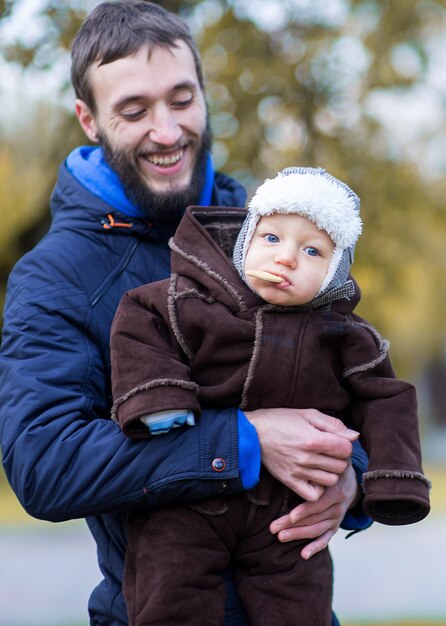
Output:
[111, 206, 430, 526]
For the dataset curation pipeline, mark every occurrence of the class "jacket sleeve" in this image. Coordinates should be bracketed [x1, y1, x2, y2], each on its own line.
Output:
[0, 256, 243, 522]
[110, 288, 202, 438]
[341, 317, 430, 526]
[340, 438, 372, 532]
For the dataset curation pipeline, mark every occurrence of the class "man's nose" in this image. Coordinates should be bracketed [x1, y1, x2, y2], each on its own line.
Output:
[148, 105, 181, 145]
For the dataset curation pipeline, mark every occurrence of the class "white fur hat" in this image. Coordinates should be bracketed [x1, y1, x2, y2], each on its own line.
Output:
[233, 166, 362, 298]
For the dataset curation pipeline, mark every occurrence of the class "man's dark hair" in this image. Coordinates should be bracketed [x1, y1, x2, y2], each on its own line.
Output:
[71, 0, 204, 112]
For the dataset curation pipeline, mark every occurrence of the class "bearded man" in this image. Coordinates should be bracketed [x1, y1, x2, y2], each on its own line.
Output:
[0, 2, 369, 625]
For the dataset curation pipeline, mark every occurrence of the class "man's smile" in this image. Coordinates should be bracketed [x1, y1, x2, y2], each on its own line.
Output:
[143, 148, 184, 167]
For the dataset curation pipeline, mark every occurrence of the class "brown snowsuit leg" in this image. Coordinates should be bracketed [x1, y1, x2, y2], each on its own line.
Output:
[124, 478, 332, 626]
[232, 499, 333, 625]
[124, 502, 233, 626]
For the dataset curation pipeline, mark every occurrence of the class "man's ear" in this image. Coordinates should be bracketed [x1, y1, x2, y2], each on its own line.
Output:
[75, 99, 99, 143]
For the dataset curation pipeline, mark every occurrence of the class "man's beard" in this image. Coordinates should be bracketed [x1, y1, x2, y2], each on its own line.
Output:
[99, 124, 212, 230]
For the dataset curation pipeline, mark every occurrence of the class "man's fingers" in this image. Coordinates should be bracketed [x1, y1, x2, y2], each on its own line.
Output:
[275, 520, 332, 544]
[300, 530, 335, 560]
[305, 409, 359, 441]
[281, 458, 349, 496]
[287, 478, 325, 502]
[271, 502, 338, 534]
[342, 429, 360, 441]
[288, 500, 336, 525]
[305, 430, 354, 460]
[273, 523, 336, 560]
[294, 459, 349, 485]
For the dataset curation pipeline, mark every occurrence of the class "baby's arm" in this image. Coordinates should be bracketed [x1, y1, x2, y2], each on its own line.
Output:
[110, 287, 201, 438]
[341, 316, 430, 525]
[140, 409, 195, 435]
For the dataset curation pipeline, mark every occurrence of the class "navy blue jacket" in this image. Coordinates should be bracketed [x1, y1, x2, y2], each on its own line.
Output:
[0, 157, 368, 625]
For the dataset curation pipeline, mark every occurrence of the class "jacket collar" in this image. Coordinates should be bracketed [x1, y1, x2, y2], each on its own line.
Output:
[49, 150, 247, 244]
[65, 145, 215, 218]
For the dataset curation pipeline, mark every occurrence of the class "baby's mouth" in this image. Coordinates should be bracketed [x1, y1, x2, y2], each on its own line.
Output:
[245, 269, 282, 283]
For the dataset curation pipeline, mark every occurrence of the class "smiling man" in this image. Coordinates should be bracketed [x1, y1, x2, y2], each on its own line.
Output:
[0, 2, 369, 626]
[75, 40, 211, 226]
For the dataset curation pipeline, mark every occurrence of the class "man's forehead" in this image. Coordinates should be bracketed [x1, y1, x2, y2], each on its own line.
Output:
[88, 41, 201, 104]
[93, 40, 195, 73]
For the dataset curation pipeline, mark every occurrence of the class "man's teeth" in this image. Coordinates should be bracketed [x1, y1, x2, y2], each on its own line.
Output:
[147, 150, 183, 166]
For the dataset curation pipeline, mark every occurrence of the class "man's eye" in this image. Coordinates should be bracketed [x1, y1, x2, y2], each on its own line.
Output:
[122, 109, 145, 120]
[172, 96, 193, 108]
[304, 246, 320, 257]
[264, 233, 279, 243]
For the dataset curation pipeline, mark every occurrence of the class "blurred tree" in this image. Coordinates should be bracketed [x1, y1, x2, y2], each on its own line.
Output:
[0, 0, 13, 19]
[0, 103, 84, 305]
[2, 2, 89, 68]
[0, 0, 445, 383]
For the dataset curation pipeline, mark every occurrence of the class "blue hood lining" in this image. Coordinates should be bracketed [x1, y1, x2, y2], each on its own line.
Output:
[66, 146, 215, 218]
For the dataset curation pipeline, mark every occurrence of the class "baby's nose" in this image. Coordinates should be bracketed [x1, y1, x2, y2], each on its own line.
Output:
[274, 252, 297, 269]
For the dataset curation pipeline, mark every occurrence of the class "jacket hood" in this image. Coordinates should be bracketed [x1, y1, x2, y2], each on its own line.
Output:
[169, 205, 252, 311]
[169, 206, 361, 314]
[49, 156, 247, 244]
[50, 160, 153, 238]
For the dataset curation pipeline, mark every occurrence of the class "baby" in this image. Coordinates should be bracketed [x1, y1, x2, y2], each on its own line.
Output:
[111, 167, 430, 626]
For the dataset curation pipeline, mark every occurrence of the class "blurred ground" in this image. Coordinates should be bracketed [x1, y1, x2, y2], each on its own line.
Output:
[0, 464, 445, 626]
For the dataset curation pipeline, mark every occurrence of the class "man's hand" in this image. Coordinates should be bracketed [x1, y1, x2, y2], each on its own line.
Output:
[269, 462, 360, 559]
[245, 407, 359, 501]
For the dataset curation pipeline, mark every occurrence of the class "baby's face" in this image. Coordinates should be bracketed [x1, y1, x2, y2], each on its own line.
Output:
[244, 213, 334, 306]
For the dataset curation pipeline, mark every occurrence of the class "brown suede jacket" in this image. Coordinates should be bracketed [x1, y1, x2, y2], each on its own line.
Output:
[111, 206, 430, 526]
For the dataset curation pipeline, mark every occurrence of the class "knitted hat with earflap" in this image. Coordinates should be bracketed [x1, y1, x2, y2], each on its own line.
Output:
[233, 167, 362, 307]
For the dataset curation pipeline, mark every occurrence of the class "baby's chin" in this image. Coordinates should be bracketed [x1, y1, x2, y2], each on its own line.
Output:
[256, 287, 311, 307]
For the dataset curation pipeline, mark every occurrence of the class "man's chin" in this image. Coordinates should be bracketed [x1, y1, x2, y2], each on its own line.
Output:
[98, 128, 211, 224]
[124, 182, 199, 226]
[144, 182, 190, 199]
[139, 172, 192, 197]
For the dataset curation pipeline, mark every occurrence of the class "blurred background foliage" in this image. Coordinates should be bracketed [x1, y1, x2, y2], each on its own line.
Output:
[0, 0, 446, 443]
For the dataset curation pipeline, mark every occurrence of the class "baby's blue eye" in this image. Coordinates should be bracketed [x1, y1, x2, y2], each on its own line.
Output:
[304, 246, 320, 257]
[264, 233, 279, 243]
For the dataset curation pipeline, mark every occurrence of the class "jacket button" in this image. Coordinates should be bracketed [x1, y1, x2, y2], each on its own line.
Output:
[212, 458, 226, 472]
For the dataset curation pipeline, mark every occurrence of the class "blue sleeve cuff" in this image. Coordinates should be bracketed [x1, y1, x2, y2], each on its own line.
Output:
[237, 409, 261, 490]
[341, 439, 372, 532]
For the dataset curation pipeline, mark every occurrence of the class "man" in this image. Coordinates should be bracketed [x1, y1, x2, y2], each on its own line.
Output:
[0, 2, 369, 625]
